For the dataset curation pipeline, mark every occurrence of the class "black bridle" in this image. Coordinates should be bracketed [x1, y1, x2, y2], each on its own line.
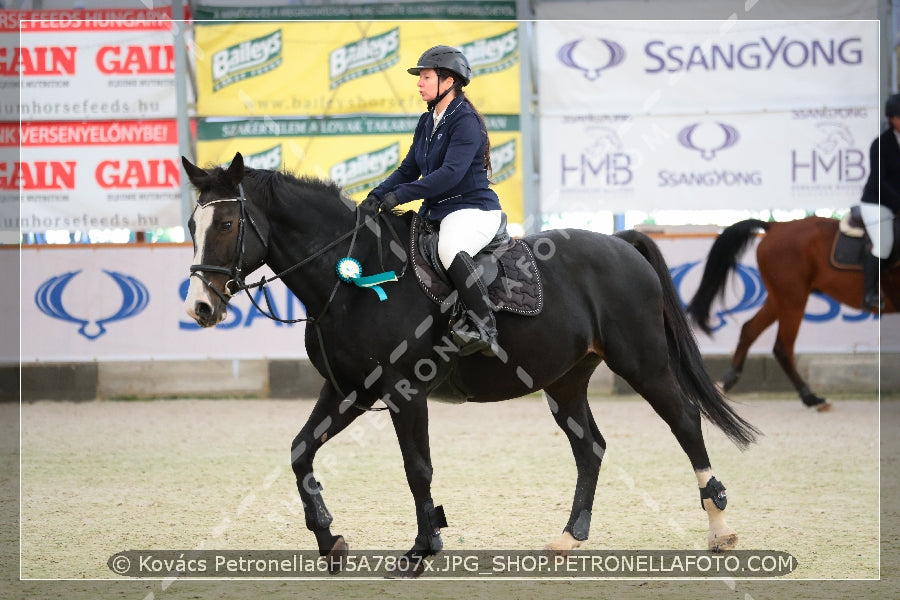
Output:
[188, 184, 408, 407]
[188, 184, 268, 305]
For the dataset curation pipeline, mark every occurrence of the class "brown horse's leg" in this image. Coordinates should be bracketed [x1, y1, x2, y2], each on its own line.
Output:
[771, 310, 832, 410]
[543, 356, 605, 553]
[722, 300, 778, 391]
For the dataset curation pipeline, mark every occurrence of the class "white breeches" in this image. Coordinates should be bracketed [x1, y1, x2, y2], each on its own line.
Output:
[437, 209, 503, 270]
[860, 202, 895, 258]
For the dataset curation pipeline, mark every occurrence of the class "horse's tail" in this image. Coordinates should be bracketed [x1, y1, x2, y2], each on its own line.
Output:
[685, 219, 771, 335]
[615, 230, 760, 449]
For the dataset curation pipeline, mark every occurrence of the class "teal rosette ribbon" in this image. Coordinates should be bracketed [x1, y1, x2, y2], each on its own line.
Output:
[335, 257, 397, 302]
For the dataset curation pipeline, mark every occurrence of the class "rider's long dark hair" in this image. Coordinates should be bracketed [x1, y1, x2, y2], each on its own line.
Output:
[438, 68, 493, 178]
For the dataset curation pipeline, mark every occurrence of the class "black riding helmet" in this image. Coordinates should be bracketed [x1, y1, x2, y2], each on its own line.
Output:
[408, 45, 471, 86]
[886, 93, 900, 118]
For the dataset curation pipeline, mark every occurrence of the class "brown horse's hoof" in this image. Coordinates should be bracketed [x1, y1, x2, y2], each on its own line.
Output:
[326, 536, 348, 574]
[815, 401, 834, 412]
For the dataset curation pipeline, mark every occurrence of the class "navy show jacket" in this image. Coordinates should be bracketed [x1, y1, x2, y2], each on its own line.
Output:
[371, 96, 501, 222]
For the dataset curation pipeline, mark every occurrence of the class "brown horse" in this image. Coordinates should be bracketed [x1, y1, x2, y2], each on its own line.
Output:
[686, 216, 897, 410]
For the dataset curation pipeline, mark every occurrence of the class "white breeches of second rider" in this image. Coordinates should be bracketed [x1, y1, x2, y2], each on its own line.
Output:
[860, 202, 894, 258]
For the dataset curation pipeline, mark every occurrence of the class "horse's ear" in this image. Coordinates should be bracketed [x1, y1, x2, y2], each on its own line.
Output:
[181, 156, 209, 189]
[226, 152, 244, 188]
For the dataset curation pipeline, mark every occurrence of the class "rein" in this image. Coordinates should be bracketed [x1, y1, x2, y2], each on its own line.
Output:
[189, 185, 408, 409]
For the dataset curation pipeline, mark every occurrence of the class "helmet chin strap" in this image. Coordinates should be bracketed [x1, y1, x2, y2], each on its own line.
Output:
[427, 77, 454, 111]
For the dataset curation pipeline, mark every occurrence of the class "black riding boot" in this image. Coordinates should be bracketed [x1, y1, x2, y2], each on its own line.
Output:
[446, 251, 500, 357]
[862, 252, 883, 311]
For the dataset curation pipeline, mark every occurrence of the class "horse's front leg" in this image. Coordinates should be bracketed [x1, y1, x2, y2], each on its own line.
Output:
[290, 382, 374, 572]
[385, 391, 446, 578]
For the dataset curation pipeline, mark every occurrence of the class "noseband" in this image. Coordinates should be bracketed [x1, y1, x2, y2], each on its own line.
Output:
[189, 184, 267, 305]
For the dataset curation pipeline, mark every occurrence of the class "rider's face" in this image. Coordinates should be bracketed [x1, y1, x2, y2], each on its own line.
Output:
[417, 68, 453, 104]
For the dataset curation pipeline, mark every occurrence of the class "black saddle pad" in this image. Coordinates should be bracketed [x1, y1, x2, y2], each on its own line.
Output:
[831, 206, 900, 270]
[829, 230, 867, 271]
[410, 214, 543, 316]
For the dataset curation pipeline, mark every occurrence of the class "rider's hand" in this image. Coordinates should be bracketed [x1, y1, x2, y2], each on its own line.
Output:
[382, 191, 400, 211]
[359, 193, 383, 214]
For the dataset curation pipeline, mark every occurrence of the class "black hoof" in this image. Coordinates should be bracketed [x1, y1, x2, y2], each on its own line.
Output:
[801, 393, 833, 412]
[326, 536, 348, 575]
[384, 555, 427, 579]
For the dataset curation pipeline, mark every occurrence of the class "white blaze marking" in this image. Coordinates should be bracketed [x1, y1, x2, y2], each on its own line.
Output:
[184, 204, 221, 321]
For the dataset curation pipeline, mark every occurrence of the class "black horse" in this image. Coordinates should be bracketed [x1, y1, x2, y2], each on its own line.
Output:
[181, 152, 758, 576]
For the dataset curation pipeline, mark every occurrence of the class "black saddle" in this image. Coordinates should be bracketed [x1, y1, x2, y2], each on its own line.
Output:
[410, 213, 543, 316]
[831, 205, 900, 270]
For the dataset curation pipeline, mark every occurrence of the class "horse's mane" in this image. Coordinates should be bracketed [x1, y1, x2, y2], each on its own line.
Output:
[244, 168, 346, 206]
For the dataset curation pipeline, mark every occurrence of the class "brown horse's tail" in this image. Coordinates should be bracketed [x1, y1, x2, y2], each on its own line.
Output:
[615, 230, 760, 449]
[685, 219, 770, 335]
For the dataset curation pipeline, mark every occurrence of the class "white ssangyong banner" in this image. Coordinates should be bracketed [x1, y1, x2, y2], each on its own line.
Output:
[537, 20, 879, 115]
[10, 239, 893, 364]
[540, 109, 879, 212]
[17, 244, 310, 363]
[10, 121, 183, 233]
[2, 7, 177, 121]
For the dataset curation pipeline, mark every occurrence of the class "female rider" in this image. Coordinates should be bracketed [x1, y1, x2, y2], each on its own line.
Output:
[363, 45, 503, 356]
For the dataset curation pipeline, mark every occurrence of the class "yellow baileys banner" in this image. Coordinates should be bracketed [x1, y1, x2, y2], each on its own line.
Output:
[195, 21, 520, 117]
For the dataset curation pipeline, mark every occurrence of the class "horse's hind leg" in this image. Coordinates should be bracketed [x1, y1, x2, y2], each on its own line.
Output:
[543, 355, 606, 553]
[608, 343, 738, 551]
[290, 382, 374, 571]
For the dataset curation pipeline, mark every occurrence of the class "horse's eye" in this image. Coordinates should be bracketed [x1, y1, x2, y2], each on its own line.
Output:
[220, 221, 233, 232]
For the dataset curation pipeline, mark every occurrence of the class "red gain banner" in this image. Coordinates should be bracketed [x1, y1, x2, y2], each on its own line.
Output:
[0, 8, 178, 122]
[3, 121, 182, 233]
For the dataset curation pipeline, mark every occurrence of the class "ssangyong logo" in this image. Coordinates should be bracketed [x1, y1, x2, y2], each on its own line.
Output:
[329, 28, 399, 90]
[557, 38, 626, 80]
[212, 30, 283, 92]
[670, 262, 767, 333]
[677, 121, 740, 160]
[490, 139, 517, 184]
[330, 143, 400, 195]
[660, 120, 760, 187]
[35, 270, 150, 340]
[461, 29, 518, 77]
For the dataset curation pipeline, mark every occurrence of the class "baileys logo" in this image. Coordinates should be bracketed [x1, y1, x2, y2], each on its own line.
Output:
[461, 29, 519, 77]
[329, 28, 400, 90]
[330, 143, 400, 195]
[490, 139, 517, 184]
[241, 145, 282, 171]
[212, 30, 283, 92]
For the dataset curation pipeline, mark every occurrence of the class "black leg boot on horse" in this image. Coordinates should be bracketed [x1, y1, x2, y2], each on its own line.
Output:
[446, 251, 501, 357]
[862, 252, 884, 311]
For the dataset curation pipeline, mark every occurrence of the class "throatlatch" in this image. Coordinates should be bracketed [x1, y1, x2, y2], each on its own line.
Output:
[699, 476, 727, 510]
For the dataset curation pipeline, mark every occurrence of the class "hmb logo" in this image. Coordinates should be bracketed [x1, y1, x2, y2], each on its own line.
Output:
[560, 126, 633, 187]
[557, 38, 626, 80]
[791, 122, 866, 184]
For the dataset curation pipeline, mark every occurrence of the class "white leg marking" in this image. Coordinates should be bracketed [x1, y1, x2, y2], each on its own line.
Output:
[695, 469, 738, 551]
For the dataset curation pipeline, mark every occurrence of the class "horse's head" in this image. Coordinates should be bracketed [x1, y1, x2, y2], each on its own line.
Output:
[181, 152, 269, 327]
